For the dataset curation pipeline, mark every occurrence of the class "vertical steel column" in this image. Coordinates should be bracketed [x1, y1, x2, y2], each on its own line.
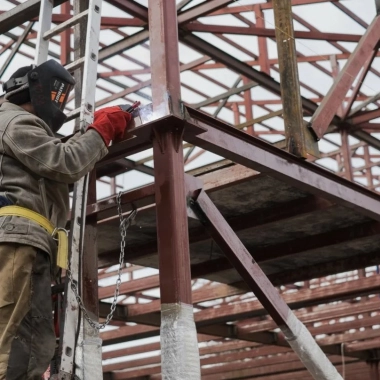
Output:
[369, 361, 380, 380]
[148, 0, 200, 378]
[232, 103, 240, 126]
[273, 0, 319, 158]
[254, 5, 270, 75]
[364, 145, 374, 188]
[341, 129, 354, 181]
[242, 77, 254, 135]
[60, 2, 71, 66]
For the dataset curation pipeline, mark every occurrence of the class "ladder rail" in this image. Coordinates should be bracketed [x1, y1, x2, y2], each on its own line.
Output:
[34, 0, 53, 65]
[58, 0, 103, 378]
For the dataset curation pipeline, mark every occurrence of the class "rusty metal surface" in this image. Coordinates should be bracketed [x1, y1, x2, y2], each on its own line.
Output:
[149, 0, 192, 305]
[273, 0, 319, 158]
[3, 1, 380, 378]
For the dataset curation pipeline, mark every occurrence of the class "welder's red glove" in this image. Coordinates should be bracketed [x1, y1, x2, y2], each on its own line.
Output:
[87, 106, 132, 146]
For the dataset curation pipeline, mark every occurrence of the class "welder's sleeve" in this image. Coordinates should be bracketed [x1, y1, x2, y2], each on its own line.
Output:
[87, 106, 132, 146]
[3, 114, 108, 184]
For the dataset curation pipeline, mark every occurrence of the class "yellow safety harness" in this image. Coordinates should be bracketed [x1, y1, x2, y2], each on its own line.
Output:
[0, 205, 68, 269]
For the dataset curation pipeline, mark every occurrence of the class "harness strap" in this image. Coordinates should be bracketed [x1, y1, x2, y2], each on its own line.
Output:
[0, 205, 68, 269]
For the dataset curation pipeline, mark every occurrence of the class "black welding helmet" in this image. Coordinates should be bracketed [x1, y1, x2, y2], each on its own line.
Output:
[3, 60, 75, 133]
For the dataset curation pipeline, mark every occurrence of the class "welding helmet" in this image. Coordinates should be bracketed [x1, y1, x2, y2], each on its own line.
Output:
[3, 60, 75, 133]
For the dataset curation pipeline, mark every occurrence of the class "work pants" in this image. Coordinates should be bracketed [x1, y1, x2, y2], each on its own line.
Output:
[0, 244, 55, 379]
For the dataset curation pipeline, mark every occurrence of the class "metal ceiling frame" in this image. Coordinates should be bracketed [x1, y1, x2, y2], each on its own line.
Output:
[1, 0, 380, 379]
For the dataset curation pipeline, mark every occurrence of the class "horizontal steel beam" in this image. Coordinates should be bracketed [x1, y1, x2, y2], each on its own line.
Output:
[0, 0, 68, 35]
[185, 23, 363, 42]
[177, 0, 236, 24]
[192, 80, 257, 109]
[98, 30, 149, 62]
[106, 0, 149, 21]
[179, 32, 319, 115]
[184, 107, 380, 221]
[40, 13, 145, 27]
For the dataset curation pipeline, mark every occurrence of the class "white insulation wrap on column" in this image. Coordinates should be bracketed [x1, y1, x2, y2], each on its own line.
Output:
[282, 312, 343, 380]
[160, 303, 201, 380]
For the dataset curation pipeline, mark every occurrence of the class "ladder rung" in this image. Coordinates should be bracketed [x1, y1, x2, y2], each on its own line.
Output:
[66, 107, 81, 121]
[43, 9, 89, 41]
[65, 57, 85, 72]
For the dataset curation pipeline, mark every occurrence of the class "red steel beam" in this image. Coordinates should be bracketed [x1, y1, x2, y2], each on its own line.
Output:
[185, 107, 380, 222]
[48, 13, 145, 27]
[193, 51, 380, 68]
[254, 5, 270, 75]
[185, 23, 363, 42]
[341, 129, 354, 181]
[349, 108, 380, 125]
[106, 0, 148, 21]
[149, 0, 189, 302]
[179, 33, 319, 115]
[148, 0, 200, 377]
[0, 0, 68, 36]
[100, 275, 380, 346]
[310, 15, 380, 139]
[177, 0, 236, 24]
[219, 0, 340, 13]
[341, 50, 377, 120]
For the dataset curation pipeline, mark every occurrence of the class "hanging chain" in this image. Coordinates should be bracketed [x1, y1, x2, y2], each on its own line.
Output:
[66, 191, 137, 330]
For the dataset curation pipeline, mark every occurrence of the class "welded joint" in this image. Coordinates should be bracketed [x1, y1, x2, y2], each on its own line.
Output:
[172, 125, 185, 152]
[102, 372, 115, 380]
[367, 349, 380, 362]
[184, 173, 205, 220]
[187, 197, 209, 225]
[152, 124, 185, 154]
[306, 121, 320, 142]
[187, 200, 199, 220]
[152, 126, 166, 154]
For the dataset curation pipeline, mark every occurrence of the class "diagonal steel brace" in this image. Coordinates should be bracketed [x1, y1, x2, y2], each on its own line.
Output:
[185, 175, 343, 380]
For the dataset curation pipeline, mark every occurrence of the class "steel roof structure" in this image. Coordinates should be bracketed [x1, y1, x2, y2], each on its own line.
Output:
[1, 0, 380, 379]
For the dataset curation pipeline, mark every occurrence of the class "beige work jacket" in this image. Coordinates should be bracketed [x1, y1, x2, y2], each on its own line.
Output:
[0, 101, 108, 266]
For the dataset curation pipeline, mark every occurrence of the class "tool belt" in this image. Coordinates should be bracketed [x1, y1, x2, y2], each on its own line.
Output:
[0, 205, 68, 269]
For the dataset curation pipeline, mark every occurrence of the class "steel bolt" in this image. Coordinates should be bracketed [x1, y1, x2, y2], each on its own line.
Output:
[30, 72, 39, 80]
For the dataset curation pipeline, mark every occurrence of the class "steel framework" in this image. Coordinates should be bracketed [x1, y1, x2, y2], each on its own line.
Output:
[1, 0, 380, 379]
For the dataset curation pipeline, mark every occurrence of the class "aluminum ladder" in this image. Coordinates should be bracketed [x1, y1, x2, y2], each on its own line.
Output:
[34, 0, 103, 379]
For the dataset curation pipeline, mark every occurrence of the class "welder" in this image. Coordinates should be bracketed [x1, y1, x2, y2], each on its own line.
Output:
[0, 60, 133, 379]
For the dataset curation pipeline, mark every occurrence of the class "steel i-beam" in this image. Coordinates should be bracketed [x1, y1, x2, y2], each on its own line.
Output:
[272, 0, 319, 158]
[148, 0, 201, 378]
